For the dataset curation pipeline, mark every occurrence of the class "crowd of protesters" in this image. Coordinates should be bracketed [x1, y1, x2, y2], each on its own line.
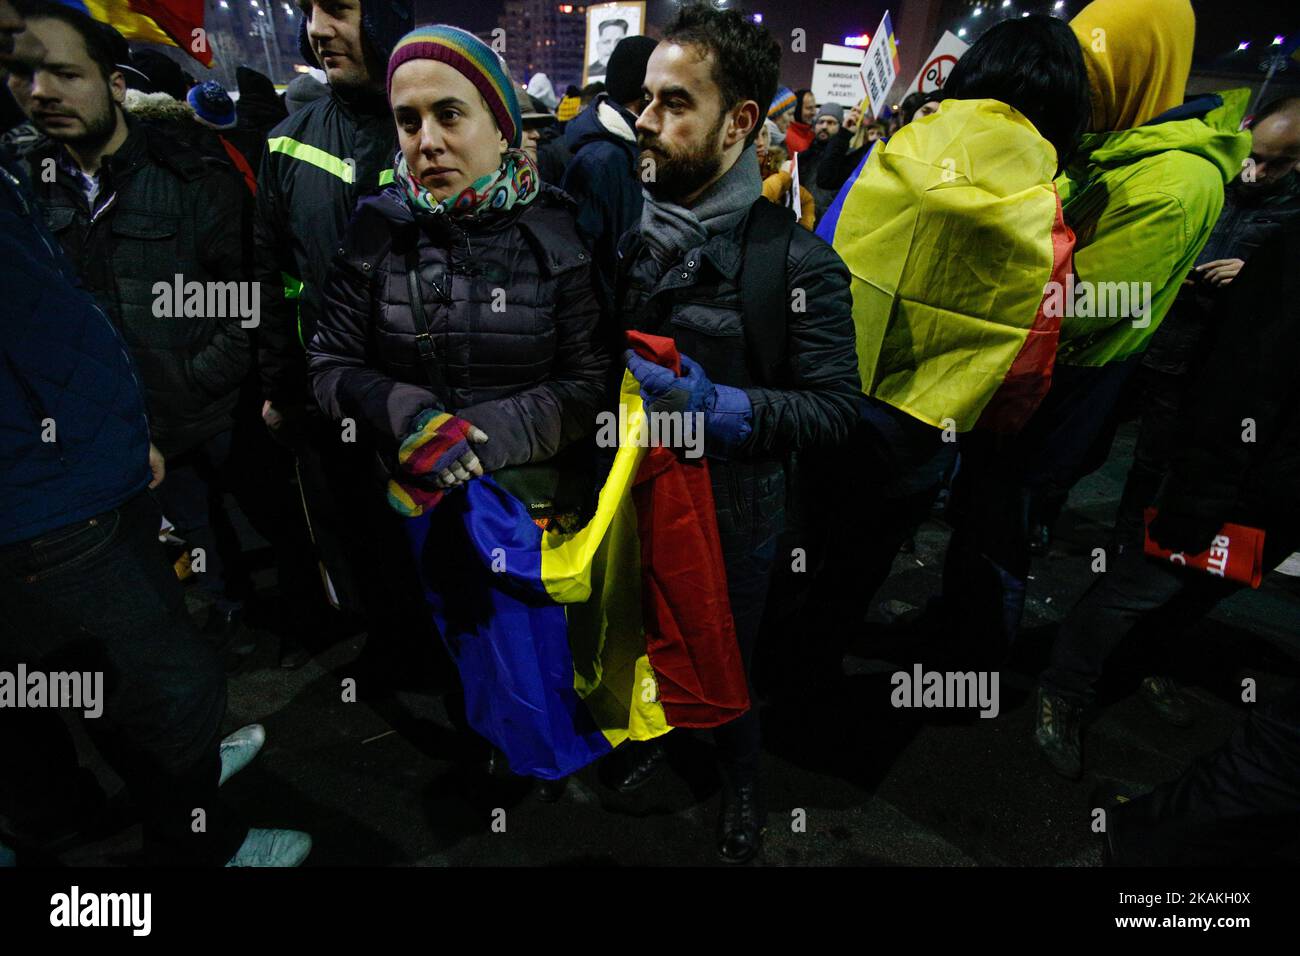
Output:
[1, 0, 1298, 868]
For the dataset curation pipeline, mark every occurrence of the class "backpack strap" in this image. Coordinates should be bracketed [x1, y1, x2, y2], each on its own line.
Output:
[740, 197, 796, 386]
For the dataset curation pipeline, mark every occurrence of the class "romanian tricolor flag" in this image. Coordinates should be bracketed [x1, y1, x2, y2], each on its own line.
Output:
[405, 333, 749, 779]
[818, 98, 1074, 433]
[61, 0, 212, 67]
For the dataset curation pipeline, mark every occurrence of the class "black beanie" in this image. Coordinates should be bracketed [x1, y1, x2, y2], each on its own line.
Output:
[604, 35, 657, 107]
[298, 0, 414, 70]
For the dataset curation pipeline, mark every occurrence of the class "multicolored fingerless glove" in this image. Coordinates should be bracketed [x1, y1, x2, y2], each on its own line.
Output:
[386, 409, 476, 518]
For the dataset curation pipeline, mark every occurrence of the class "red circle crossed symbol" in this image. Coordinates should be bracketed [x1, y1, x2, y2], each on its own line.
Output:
[918, 54, 958, 92]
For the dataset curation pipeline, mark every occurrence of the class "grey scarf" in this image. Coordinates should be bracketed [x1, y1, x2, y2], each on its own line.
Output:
[639, 145, 761, 268]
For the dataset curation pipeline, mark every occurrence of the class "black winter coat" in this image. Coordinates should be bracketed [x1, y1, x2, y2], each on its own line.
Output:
[308, 185, 609, 472]
[27, 120, 250, 457]
[1158, 217, 1300, 541]
[616, 199, 861, 545]
[255, 89, 398, 409]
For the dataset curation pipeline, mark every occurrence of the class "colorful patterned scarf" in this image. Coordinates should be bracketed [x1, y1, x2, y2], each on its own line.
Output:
[395, 147, 541, 222]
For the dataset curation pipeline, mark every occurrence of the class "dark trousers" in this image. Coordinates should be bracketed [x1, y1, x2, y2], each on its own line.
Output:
[763, 397, 954, 687]
[1113, 367, 1191, 545]
[940, 361, 1141, 650]
[712, 531, 778, 785]
[151, 429, 241, 610]
[0, 493, 247, 865]
[1110, 685, 1300, 865]
[293, 418, 437, 667]
[1041, 527, 1299, 707]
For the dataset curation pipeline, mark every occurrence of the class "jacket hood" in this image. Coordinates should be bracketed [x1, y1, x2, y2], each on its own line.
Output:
[298, 0, 414, 70]
[1071, 0, 1195, 131]
[564, 94, 636, 153]
[235, 67, 287, 128]
[1076, 88, 1251, 183]
[124, 89, 195, 124]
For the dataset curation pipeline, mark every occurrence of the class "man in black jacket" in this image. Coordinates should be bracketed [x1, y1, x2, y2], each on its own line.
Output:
[254, 0, 427, 680]
[612, 4, 861, 863]
[1034, 219, 1300, 780]
[15, 5, 251, 630]
[1108, 95, 1300, 549]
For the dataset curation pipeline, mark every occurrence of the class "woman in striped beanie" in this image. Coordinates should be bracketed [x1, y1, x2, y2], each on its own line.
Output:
[309, 24, 609, 535]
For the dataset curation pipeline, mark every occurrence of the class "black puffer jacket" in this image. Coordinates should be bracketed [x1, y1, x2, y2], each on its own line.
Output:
[617, 197, 861, 543]
[27, 120, 250, 457]
[308, 184, 609, 470]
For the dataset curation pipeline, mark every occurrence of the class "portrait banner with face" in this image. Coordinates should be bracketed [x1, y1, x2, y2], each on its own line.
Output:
[583, 1, 645, 87]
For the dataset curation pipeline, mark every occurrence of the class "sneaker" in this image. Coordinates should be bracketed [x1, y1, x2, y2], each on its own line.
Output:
[1140, 676, 1193, 728]
[717, 777, 765, 864]
[224, 828, 312, 867]
[1033, 687, 1082, 779]
[218, 724, 266, 787]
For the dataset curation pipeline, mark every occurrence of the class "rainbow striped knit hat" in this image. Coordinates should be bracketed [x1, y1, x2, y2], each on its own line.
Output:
[387, 25, 523, 148]
[768, 86, 796, 120]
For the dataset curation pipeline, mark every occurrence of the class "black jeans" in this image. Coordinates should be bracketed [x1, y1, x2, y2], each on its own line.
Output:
[1040, 526, 1299, 707]
[0, 493, 247, 865]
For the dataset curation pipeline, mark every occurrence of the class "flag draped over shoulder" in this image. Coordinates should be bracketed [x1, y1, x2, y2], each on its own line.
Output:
[73, 0, 211, 67]
[819, 98, 1074, 433]
[405, 332, 749, 779]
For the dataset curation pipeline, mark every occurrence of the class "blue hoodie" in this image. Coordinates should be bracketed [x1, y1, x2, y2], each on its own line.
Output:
[0, 147, 151, 545]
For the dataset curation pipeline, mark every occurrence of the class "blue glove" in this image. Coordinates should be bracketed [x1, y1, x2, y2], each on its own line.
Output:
[624, 350, 753, 458]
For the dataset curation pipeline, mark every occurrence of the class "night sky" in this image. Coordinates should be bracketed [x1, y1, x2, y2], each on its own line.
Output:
[414, 0, 1299, 90]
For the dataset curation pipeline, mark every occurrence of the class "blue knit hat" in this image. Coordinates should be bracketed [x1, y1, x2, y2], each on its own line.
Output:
[187, 81, 236, 130]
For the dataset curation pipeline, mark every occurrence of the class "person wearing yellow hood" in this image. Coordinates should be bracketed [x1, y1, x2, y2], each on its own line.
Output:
[942, 0, 1251, 666]
[778, 15, 1090, 692]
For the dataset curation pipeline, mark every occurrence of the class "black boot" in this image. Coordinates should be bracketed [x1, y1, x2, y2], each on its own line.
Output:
[1033, 686, 1083, 779]
[602, 740, 668, 793]
[536, 776, 569, 803]
[717, 774, 765, 864]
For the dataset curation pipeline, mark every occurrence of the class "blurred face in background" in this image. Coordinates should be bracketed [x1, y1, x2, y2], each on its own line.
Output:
[300, 0, 376, 91]
[915, 99, 941, 120]
[392, 59, 507, 201]
[799, 92, 817, 124]
[521, 124, 541, 163]
[17, 16, 122, 151]
[1240, 110, 1300, 193]
[755, 121, 770, 165]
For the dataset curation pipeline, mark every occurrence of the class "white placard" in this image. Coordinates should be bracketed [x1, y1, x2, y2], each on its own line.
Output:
[811, 60, 864, 107]
[859, 11, 900, 118]
[821, 43, 866, 65]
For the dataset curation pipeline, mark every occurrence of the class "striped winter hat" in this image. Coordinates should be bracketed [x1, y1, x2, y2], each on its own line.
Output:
[768, 86, 796, 119]
[387, 25, 522, 148]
